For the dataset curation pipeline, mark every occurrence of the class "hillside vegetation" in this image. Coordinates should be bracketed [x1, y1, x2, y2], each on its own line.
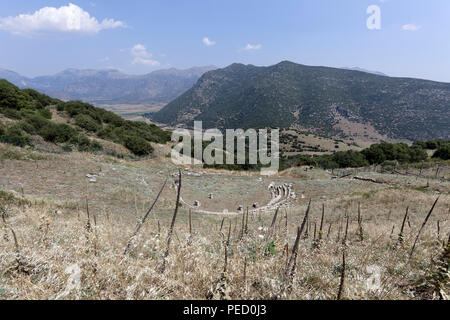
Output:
[151, 61, 450, 141]
[282, 140, 450, 170]
[0, 79, 171, 156]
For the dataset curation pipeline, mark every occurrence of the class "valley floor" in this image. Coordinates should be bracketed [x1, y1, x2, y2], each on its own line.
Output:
[0, 143, 448, 299]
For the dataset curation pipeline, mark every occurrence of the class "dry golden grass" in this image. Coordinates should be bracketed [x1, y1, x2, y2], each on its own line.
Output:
[0, 183, 448, 300]
[0, 144, 448, 300]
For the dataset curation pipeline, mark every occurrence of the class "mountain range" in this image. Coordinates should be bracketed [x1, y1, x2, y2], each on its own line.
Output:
[150, 61, 450, 141]
[0, 66, 216, 105]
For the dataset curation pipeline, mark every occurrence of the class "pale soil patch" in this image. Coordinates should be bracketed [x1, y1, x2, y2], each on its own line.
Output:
[280, 129, 361, 156]
[330, 106, 410, 147]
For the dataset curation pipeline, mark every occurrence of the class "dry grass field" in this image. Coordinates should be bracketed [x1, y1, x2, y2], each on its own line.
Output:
[0, 142, 448, 300]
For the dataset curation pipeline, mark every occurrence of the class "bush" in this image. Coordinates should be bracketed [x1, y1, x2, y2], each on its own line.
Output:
[124, 135, 153, 155]
[18, 108, 36, 119]
[62, 101, 102, 123]
[38, 108, 52, 119]
[0, 126, 32, 147]
[412, 141, 426, 149]
[74, 114, 101, 132]
[362, 142, 427, 164]
[56, 102, 65, 112]
[381, 160, 398, 167]
[432, 145, 450, 160]
[0, 80, 37, 111]
[97, 126, 116, 141]
[15, 120, 36, 135]
[21, 88, 56, 108]
[425, 140, 439, 150]
[380, 160, 398, 171]
[25, 114, 51, 131]
[0, 80, 23, 109]
[90, 140, 103, 152]
[315, 156, 338, 169]
[39, 123, 77, 143]
[75, 135, 92, 149]
[97, 109, 125, 126]
[1, 108, 22, 120]
[38, 124, 60, 143]
[332, 150, 369, 168]
[408, 147, 428, 162]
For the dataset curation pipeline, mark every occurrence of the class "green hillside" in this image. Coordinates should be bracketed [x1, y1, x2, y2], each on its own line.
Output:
[150, 61, 450, 141]
[0, 79, 171, 156]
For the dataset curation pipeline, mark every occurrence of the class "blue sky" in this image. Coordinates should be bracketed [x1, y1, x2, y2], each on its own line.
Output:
[0, 0, 449, 82]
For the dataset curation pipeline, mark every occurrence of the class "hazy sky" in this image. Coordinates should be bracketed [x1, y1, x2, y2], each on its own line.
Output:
[0, 0, 449, 82]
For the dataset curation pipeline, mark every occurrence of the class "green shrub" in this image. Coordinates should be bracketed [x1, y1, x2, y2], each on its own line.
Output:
[381, 160, 398, 167]
[0, 126, 32, 147]
[74, 135, 92, 149]
[432, 145, 450, 160]
[333, 150, 369, 168]
[89, 140, 103, 152]
[22, 88, 56, 108]
[425, 140, 439, 150]
[315, 156, 338, 169]
[97, 109, 125, 126]
[97, 126, 116, 141]
[56, 102, 65, 112]
[1, 108, 21, 119]
[0, 80, 36, 111]
[38, 124, 59, 143]
[0, 80, 23, 109]
[38, 108, 52, 119]
[380, 160, 398, 171]
[15, 120, 36, 135]
[124, 135, 153, 155]
[412, 141, 426, 149]
[62, 101, 102, 123]
[74, 114, 101, 132]
[39, 123, 77, 143]
[18, 108, 36, 119]
[362, 142, 427, 164]
[25, 114, 51, 131]
[408, 147, 428, 162]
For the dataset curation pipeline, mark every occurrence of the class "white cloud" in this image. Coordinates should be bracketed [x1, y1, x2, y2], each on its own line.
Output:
[0, 3, 124, 35]
[243, 43, 262, 51]
[402, 24, 421, 31]
[202, 37, 216, 46]
[131, 44, 160, 66]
